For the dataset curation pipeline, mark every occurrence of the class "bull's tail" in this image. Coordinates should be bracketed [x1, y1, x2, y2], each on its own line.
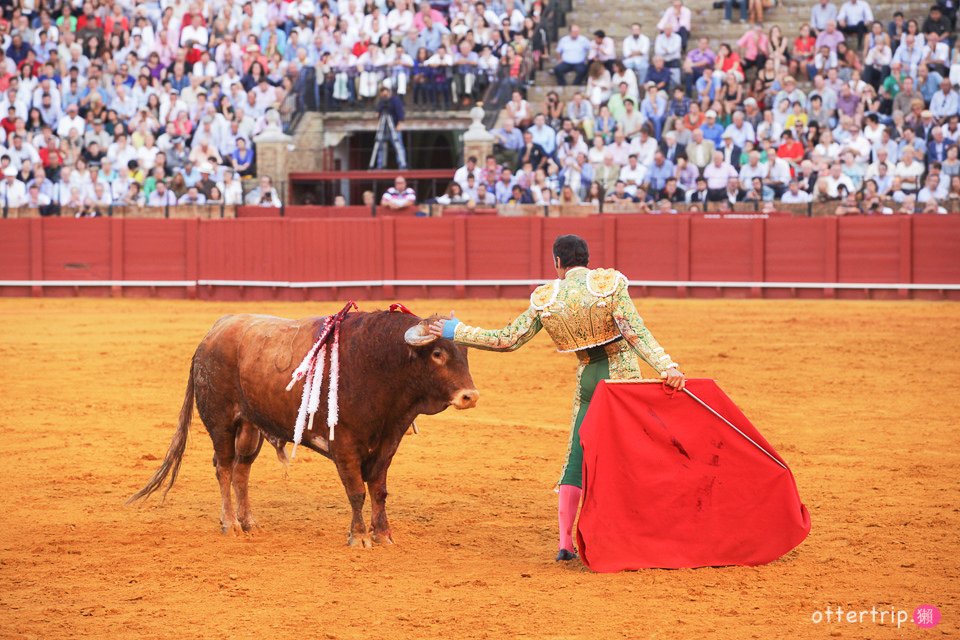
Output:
[127, 362, 195, 504]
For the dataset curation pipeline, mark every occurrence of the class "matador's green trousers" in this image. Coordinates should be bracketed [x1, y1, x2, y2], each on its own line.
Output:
[558, 344, 611, 488]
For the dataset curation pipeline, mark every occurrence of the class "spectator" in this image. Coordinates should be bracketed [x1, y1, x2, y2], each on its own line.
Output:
[622, 24, 651, 86]
[724, 0, 748, 24]
[811, 0, 840, 33]
[247, 176, 283, 208]
[589, 30, 616, 73]
[554, 25, 591, 86]
[837, 0, 874, 46]
[147, 181, 177, 207]
[0, 166, 26, 208]
[659, 2, 693, 51]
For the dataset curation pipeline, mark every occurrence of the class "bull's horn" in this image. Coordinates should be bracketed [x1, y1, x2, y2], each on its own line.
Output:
[404, 323, 437, 346]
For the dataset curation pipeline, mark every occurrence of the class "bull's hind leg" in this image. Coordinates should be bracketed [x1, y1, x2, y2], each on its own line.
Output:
[233, 421, 264, 532]
[335, 454, 372, 548]
[210, 427, 242, 535]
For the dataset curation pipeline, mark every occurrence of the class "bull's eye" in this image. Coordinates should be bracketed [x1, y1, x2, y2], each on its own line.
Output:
[431, 348, 444, 361]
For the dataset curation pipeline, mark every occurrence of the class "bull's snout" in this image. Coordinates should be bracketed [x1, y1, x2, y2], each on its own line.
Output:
[451, 388, 480, 410]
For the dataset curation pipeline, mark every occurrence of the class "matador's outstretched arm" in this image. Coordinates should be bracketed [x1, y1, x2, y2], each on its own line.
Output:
[437, 308, 543, 352]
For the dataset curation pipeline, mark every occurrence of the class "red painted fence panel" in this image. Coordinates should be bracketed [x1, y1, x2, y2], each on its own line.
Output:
[912, 216, 960, 284]
[1, 216, 959, 300]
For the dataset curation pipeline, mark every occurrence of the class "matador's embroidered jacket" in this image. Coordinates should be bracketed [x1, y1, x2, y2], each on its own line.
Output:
[443, 266, 679, 379]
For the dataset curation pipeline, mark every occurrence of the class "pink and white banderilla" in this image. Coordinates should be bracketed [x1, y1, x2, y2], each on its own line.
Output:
[285, 301, 357, 457]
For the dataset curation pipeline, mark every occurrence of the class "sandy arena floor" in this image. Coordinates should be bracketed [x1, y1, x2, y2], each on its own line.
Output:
[0, 297, 957, 639]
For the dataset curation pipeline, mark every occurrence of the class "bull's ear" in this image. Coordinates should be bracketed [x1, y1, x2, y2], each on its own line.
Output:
[404, 322, 438, 346]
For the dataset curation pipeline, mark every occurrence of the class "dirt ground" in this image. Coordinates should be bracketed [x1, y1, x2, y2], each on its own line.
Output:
[0, 296, 957, 639]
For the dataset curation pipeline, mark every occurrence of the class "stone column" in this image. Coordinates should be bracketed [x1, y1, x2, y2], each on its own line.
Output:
[461, 104, 494, 165]
[254, 109, 295, 204]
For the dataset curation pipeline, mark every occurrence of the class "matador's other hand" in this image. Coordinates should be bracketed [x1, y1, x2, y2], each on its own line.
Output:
[663, 367, 686, 391]
[427, 310, 456, 337]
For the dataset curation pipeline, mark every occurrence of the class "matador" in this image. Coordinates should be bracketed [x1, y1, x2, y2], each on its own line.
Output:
[429, 234, 686, 562]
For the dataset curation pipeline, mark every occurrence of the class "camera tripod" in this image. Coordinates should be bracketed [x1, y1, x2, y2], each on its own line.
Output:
[369, 113, 408, 170]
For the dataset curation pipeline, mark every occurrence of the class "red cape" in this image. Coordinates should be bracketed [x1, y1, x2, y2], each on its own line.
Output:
[576, 379, 811, 572]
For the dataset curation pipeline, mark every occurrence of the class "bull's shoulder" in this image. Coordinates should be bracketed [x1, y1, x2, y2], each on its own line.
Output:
[586, 268, 628, 298]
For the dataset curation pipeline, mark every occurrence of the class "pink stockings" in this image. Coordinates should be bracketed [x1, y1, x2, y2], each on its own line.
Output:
[558, 484, 582, 552]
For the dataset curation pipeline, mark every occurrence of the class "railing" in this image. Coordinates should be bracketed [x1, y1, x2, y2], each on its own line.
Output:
[1, 204, 240, 219]
[6, 199, 956, 221]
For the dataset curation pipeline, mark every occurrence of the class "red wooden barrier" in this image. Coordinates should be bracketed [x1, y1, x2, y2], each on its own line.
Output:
[2, 216, 959, 301]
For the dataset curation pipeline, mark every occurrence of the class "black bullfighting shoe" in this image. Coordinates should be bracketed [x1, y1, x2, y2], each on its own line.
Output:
[555, 548, 578, 562]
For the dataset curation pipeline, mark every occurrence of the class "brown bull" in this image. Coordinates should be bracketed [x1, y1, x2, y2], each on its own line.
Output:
[129, 310, 479, 547]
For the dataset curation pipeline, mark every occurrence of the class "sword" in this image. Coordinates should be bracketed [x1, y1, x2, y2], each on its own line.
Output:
[681, 388, 788, 470]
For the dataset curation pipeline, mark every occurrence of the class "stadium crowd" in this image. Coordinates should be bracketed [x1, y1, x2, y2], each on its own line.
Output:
[466, 0, 960, 214]
[0, 0, 556, 213]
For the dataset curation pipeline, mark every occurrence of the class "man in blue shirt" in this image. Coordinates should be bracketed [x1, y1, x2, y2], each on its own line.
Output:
[529, 113, 558, 157]
[646, 151, 675, 198]
[700, 109, 724, 147]
[553, 24, 591, 86]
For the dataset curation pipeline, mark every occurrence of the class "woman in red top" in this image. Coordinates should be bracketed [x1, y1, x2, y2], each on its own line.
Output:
[715, 43, 744, 84]
[792, 24, 816, 80]
[776, 130, 805, 170]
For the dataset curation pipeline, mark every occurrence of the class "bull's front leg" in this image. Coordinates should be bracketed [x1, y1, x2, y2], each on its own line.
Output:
[365, 432, 403, 545]
[334, 454, 372, 548]
[367, 469, 393, 545]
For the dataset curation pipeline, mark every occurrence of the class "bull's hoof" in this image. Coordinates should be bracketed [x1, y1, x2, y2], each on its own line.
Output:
[221, 519, 243, 536]
[372, 531, 395, 545]
[240, 517, 260, 533]
[348, 533, 373, 549]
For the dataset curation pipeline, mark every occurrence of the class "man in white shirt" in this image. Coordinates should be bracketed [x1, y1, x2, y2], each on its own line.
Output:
[653, 24, 682, 86]
[929, 78, 959, 122]
[817, 163, 855, 199]
[920, 31, 949, 78]
[181, 14, 210, 50]
[147, 181, 177, 207]
[246, 175, 283, 207]
[781, 180, 812, 203]
[738, 151, 768, 189]
[56, 103, 85, 139]
[810, 0, 838, 33]
[723, 111, 756, 149]
[836, 0, 873, 45]
[631, 128, 659, 166]
[622, 23, 650, 85]
[0, 166, 27, 208]
[380, 175, 417, 209]
[454, 156, 483, 191]
[618, 154, 648, 197]
[588, 30, 616, 71]
[703, 151, 740, 200]
[894, 147, 924, 192]
[658, 1, 692, 50]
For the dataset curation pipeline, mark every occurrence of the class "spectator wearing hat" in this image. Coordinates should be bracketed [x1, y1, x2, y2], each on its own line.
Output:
[700, 109, 725, 146]
[0, 166, 27, 208]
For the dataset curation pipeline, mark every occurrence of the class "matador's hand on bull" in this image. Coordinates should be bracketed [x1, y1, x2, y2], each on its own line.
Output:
[428, 311, 456, 338]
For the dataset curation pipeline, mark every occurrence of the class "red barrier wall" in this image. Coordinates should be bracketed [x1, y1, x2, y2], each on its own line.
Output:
[2, 216, 959, 300]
